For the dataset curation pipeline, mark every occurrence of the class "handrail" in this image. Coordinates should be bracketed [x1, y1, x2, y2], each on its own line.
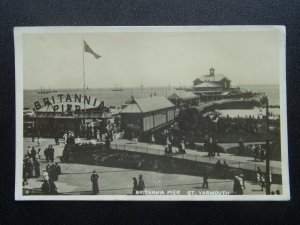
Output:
[109, 143, 280, 174]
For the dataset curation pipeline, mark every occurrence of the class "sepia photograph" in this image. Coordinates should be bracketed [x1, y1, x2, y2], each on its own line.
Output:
[14, 26, 289, 200]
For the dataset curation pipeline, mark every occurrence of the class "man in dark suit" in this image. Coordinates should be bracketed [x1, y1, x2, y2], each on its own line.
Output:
[91, 170, 99, 194]
[202, 169, 209, 189]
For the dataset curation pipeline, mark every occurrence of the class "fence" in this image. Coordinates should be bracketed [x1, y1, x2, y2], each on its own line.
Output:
[110, 143, 281, 176]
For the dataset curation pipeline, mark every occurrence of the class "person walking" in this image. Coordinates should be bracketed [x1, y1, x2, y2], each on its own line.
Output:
[233, 175, 244, 195]
[259, 147, 265, 162]
[42, 169, 49, 181]
[54, 132, 59, 145]
[91, 170, 99, 194]
[44, 146, 49, 162]
[260, 175, 266, 191]
[96, 130, 101, 142]
[49, 145, 55, 162]
[214, 139, 220, 156]
[132, 177, 138, 195]
[49, 179, 58, 194]
[180, 140, 186, 154]
[238, 138, 244, 155]
[256, 167, 265, 191]
[37, 148, 41, 159]
[23, 160, 28, 186]
[256, 167, 263, 182]
[48, 164, 56, 181]
[138, 174, 145, 193]
[208, 138, 213, 157]
[105, 135, 111, 150]
[204, 135, 209, 154]
[27, 160, 33, 178]
[31, 147, 36, 160]
[34, 160, 40, 178]
[27, 146, 31, 157]
[63, 132, 68, 144]
[41, 180, 50, 195]
[223, 160, 229, 178]
[202, 169, 209, 189]
[54, 162, 62, 181]
[151, 134, 155, 144]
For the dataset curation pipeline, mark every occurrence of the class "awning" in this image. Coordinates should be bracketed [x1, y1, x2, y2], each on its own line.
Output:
[35, 111, 111, 119]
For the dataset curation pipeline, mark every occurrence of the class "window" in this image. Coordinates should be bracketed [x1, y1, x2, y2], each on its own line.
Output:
[154, 113, 161, 127]
[167, 109, 174, 121]
[143, 115, 153, 131]
[161, 112, 167, 124]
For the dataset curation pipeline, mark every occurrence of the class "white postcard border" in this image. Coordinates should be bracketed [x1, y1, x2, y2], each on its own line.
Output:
[14, 26, 290, 201]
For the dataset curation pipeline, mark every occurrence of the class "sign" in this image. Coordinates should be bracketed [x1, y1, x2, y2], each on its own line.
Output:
[34, 93, 104, 113]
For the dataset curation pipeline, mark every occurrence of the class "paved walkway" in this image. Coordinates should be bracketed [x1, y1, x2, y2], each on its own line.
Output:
[111, 139, 282, 175]
[22, 138, 282, 195]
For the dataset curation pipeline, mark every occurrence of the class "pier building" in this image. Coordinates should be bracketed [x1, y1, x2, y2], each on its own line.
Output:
[193, 67, 231, 101]
[193, 67, 231, 90]
[120, 96, 175, 138]
[168, 92, 200, 107]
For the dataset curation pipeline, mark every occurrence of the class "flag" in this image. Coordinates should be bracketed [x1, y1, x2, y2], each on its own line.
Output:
[84, 41, 101, 59]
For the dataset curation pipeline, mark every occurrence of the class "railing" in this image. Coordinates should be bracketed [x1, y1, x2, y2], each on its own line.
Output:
[193, 98, 261, 111]
[110, 143, 281, 175]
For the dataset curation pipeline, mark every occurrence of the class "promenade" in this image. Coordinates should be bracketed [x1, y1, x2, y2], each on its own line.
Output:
[22, 137, 282, 195]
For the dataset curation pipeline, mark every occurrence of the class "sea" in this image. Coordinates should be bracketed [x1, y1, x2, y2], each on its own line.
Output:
[23, 84, 280, 117]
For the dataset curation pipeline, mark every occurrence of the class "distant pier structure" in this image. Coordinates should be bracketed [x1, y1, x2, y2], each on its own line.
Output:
[192, 67, 266, 103]
[193, 67, 231, 101]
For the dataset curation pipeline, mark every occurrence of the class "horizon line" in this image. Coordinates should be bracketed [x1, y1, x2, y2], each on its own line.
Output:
[24, 83, 279, 90]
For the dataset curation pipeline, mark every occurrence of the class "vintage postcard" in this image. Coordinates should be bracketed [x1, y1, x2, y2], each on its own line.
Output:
[14, 26, 289, 200]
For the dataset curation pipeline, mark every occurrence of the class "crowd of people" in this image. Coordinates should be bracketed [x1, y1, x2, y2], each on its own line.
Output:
[23, 141, 62, 195]
[176, 107, 280, 143]
[44, 145, 55, 162]
[24, 114, 280, 196]
[89, 170, 145, 195]
[23, 147, 40, 186]
[253, 144, 266, 162]
[201, 114, 280, 137]
[214, 160, 230, 179]
[132, 174, 145, 195]
[41, 162, 61, 195]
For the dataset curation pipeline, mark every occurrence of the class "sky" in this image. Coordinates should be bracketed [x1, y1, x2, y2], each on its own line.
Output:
[22, 27, 284, 89]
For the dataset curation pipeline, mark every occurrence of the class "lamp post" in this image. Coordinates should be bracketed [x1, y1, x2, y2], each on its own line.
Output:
[260, 95, 270, 195]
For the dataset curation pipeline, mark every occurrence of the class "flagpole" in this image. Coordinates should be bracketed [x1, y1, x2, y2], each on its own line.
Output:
[82, 38, 86, 112]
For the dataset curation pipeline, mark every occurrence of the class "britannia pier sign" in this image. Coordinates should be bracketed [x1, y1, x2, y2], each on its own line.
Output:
[34, 93, 104, 113]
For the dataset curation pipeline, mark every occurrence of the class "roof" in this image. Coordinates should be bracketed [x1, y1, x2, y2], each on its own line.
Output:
[120, 96, 175, 114]
[195, 74, 230, 82]
[120, 103, 142, 113]
[194, 82, 221, 88]
[168, 92, 199, 100]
